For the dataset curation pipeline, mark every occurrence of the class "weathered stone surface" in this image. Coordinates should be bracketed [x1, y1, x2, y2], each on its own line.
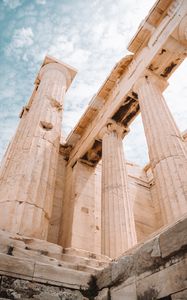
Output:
[97, 253, 135, 290]
[34, 262, 91, 289]
[0, 276, 88, 300]
[96, 265, 112, 290]
[159, 216, 187, 258]
[111, 255, 134, 283]
[137, 258, 187, 299]
[0, 253, 34, 279]
[110, 280, 137, 300]
[133, 237, 161, 275]
[172, 289, 187, 299]
[95, 288, 109, 300]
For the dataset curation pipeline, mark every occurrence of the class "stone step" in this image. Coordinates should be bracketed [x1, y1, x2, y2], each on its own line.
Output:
[0, 229, 63, 260]
[0, 230, 110, 279]
[0, 240, 108, 272]
[16, 248, 103, 274]
[61, 253, 109, 269]
[63, 247, 111, 262]
[0, 243, 104, 275]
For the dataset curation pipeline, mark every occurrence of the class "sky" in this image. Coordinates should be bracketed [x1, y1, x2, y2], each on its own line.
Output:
[0, 0, 186, 166]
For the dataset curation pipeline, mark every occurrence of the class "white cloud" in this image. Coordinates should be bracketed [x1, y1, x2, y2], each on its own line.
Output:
[3, 0, 22, 9]
[5, 27, 34, 57]
[35, 0, 46, 5]
[13, 27, 34, 48]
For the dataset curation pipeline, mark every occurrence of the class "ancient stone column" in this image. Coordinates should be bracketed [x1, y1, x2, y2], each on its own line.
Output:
[134, 73, 187, 225]
[100, 121, 137, 258]
[0, 57, 76, 239]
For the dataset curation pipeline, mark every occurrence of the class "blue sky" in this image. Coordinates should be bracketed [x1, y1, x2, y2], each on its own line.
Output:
[0, 0, 187, 166]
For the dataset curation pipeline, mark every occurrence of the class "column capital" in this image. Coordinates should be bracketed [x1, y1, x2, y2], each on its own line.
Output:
[36, 55, 77, 90]
[133, 70, 168, 93]
[98, 119, 129, 140]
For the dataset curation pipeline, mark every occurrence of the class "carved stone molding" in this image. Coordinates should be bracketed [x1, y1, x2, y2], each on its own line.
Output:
[178, 15, 187, 46]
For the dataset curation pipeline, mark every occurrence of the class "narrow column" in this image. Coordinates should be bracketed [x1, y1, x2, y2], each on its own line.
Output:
[0, 57, 76, 239]
[134, 74, 187, 224]
[101, 121, 137, 258]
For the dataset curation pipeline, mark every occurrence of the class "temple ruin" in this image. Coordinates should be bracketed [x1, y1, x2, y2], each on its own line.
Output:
[0, 0, 187, 299]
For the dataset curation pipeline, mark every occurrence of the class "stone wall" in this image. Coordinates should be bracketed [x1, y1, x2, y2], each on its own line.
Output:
[127, 162, 159, 241]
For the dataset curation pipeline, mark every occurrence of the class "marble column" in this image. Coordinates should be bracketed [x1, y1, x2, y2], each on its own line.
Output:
[134, 74, 187, 225]
[0, 58, 76, 239]
[101, 121, 137, 258]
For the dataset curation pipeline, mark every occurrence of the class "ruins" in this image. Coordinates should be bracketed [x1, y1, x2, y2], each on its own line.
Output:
[0, 0, 187, 299]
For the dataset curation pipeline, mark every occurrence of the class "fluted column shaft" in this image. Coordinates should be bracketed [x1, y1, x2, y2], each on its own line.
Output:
[101, 122, 137, 258]
[0, 62, 73, 239]
[134, 75, 187, 224]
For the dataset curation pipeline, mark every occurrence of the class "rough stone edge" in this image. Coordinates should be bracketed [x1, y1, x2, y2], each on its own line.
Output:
[97, 216, 187, 292]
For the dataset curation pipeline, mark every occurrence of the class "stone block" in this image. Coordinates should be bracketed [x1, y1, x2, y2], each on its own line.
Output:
[96, 265, 112, 290]
[133, 237, 161, 276]
[159, 217, 187, 258]
[95, 288, 109, 300]
[110, 280, 137, 300]
[0, 253, 34, 279]
[111, 255, 134, 283]
[34, 262, 91, 289]
[137, 258, 187, 299]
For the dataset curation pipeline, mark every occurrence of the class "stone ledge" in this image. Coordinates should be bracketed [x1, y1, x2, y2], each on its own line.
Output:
[97, 215, 187, 292]
[0, 253, 91, 290]
[136, 258, 187, 299]
[159, 216, 187, 258]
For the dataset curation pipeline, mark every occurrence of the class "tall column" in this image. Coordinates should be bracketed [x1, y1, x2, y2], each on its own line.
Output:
[0, 57, 76, 239]
[134, 73, 187, 225]
[101, 121, 137, 258]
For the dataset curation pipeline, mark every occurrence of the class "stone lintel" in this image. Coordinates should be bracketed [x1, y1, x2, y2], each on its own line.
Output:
[65, 55, 133, 147]
[127, 0, 173, 53]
